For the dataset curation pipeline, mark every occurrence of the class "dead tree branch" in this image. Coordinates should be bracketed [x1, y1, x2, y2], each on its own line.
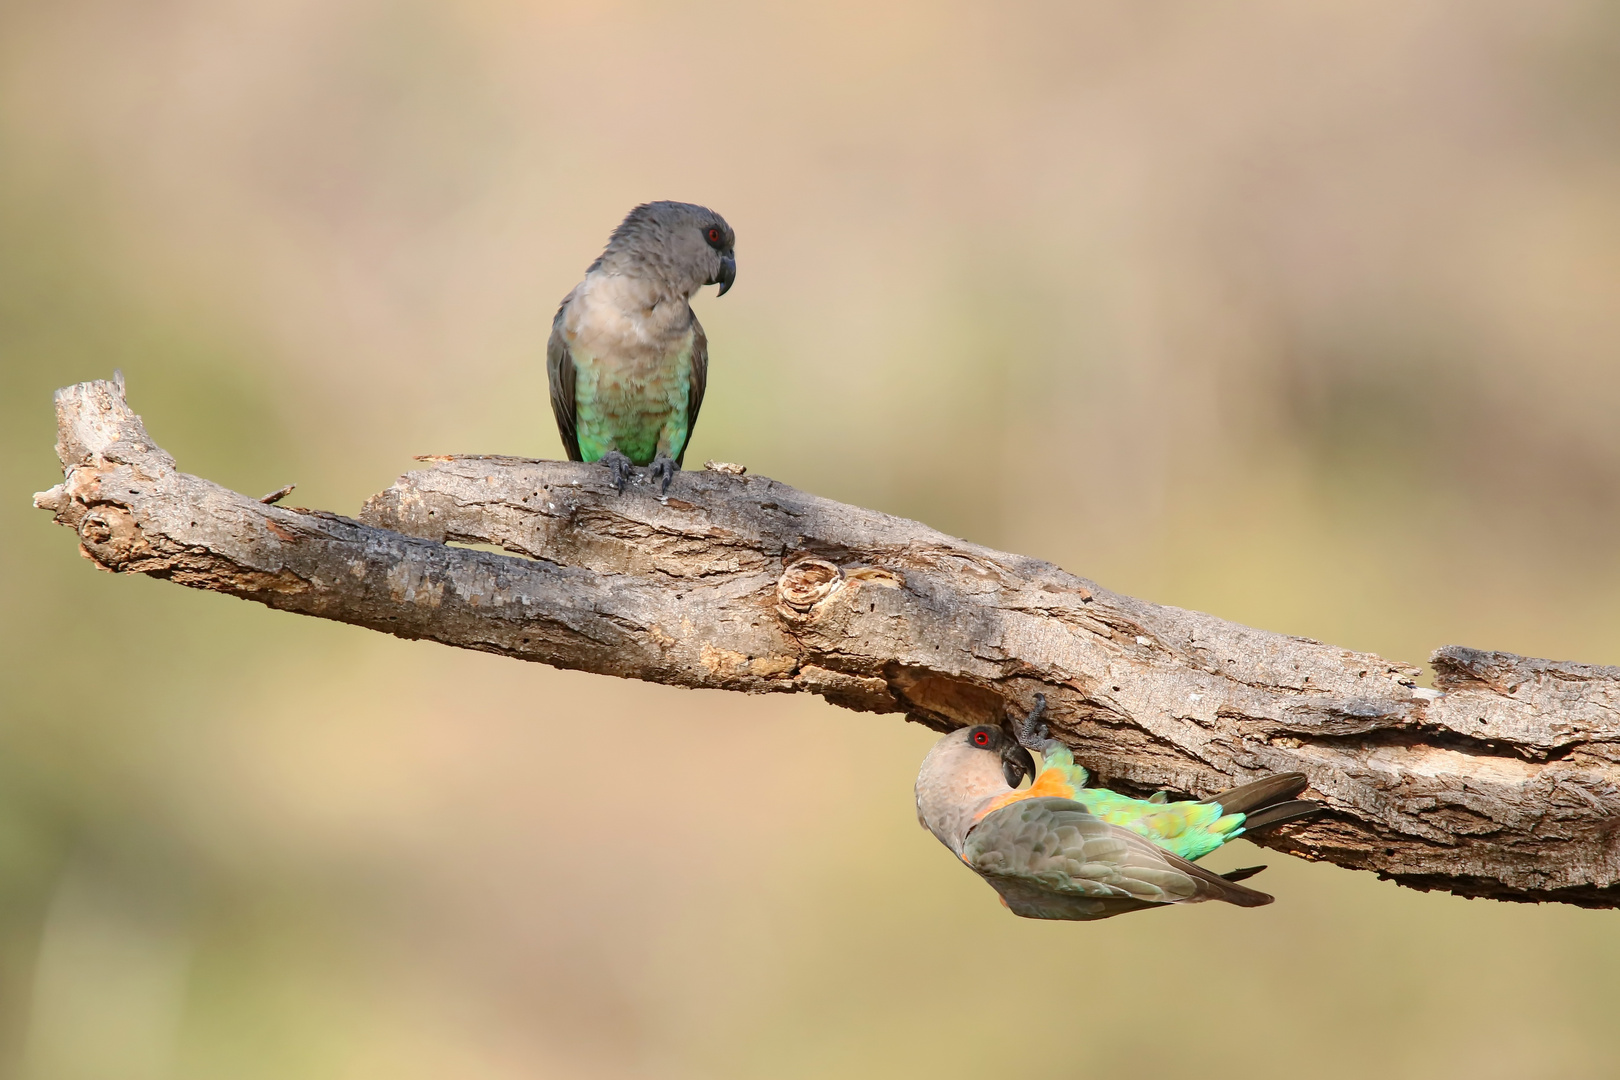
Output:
[33, 379, 1620, 906]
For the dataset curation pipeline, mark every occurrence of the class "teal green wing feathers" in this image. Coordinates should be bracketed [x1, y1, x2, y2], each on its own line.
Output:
[1075, 790, 1243, 862]
[546, 303, 582, 462]
[962, 797, 1274, 921]
[1030, 741, 1237, 861]
[1033, 738, 1315, 861]
[1080, 773, 1317, 860]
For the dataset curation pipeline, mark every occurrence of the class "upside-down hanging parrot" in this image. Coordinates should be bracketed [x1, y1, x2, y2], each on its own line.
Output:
[547, 201, 736, 494]
[914, 695, 1320, 921]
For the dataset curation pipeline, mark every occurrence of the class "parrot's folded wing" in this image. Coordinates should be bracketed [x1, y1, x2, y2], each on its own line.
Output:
[547, 303, 582, 462]
[961, 797, 1275, 921]
[678, 323, 707, 468]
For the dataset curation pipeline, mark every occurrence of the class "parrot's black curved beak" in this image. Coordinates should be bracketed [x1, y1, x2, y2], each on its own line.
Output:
[1001, 745, 1038, 789]
[714, 253, 736, 296]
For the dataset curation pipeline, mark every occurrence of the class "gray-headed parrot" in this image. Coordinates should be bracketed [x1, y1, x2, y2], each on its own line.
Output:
[547, 201, 735, 494]
[915, 696, 1320, 920]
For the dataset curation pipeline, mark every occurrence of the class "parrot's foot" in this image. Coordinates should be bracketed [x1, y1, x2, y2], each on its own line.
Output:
[646, 454, 678, 495]
[598, 451, 634, 494]
[1015, 694, 1050, 752]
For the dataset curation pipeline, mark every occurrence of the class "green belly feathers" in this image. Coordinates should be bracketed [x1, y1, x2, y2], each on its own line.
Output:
[572, 341, 694, 466]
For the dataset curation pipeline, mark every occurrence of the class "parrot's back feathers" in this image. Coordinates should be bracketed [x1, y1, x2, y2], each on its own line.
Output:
[962, 797, 1275, 921]
[1205, 772, 1310, 816]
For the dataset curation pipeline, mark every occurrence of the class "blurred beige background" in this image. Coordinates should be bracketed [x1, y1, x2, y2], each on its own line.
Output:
[4, 2, 1620, 1077]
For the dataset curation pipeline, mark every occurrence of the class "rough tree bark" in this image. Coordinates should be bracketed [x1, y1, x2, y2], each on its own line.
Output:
[33, 379, 1620, 906]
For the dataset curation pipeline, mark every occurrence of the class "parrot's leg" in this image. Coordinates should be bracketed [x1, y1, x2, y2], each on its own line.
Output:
[1015, 693, 1050, 753]
[598, 450, 634, 494]
[646, 453, 677, 495]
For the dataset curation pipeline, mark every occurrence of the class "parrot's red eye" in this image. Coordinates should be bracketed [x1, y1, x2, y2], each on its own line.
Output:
[971, 730, 991, 747]
[706, 227, 722, 245]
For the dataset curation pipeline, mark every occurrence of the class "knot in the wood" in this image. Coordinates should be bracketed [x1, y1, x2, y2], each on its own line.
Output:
[80, 511, 115, 547]
[776, 558, 842, 615]
[76, 505, 145, 566]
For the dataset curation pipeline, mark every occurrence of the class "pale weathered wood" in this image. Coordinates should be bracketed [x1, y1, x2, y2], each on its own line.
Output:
[33, 379, 1620, 905]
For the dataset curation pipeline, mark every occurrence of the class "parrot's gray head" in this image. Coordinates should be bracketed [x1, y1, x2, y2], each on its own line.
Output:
[591, 200, 737, 299]
[915, 725, 1038, 854]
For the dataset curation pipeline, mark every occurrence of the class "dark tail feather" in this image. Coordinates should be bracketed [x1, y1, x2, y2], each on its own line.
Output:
[1201, 872, 1273, 907]
[1240, 800, 1323, 832]
[1206, 772, 1309, 816]
[1219, 865, 1268, 883]
[1177, 857, 1274, 907]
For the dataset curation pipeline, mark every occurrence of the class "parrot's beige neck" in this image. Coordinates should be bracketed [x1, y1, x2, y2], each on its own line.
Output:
[564, 271, 695, 359]
[915, 736, 1013, 855]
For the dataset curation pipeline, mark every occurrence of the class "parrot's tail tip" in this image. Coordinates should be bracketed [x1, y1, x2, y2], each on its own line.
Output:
[1241, 800, 1324, 832]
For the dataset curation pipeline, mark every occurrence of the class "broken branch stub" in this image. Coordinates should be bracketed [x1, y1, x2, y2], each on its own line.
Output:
[32, 378, 1620, 906]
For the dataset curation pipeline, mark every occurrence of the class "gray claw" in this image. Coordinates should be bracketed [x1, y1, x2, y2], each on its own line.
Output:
[1014, 693, 1050, 753]
[600, 451, 634, 494]
[647, 455, 677, 495]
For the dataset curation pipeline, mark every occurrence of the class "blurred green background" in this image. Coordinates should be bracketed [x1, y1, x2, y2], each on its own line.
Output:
[4, 2, 1620, 1077]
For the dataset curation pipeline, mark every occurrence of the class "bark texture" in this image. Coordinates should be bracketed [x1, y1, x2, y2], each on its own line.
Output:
[34, 379, 1620, 906]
